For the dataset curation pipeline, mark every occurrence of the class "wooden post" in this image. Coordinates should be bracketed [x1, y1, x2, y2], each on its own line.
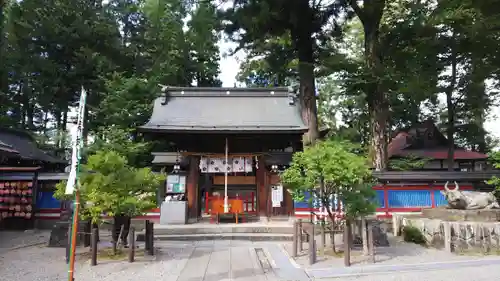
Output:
[128, 227, 135, 263]
[343, 220, 351, 267]
[443, 221, 452, 253]
[148, 221, 155, 256]
[392, 215, 399, 236]
[91, 228, 98, 266]
[329, 220, 335, 250]
[292, 221, 298, 257]
[321, 220, 326, 255]
[144, 220, 151, 252]
[309, 223, 315, 265]
[298, 219, 303, 252]
[65, 226, 71, 264]
[312, 239, 317, 264]
[117, 224, 125, 250]
[362, 218, 368, 255]
[112, 241, 117, 256]
[367, 221, 375, 263]
[84, 221, 91, 247]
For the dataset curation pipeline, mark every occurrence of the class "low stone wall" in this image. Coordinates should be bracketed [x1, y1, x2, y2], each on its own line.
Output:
[393, 214, 500, 254]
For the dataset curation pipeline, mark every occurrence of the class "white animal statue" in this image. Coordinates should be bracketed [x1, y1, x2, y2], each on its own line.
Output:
[441, 181, 500, 210]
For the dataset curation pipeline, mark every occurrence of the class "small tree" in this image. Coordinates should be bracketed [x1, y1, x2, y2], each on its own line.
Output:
[281, 139, 376, 252]
[487, 151, 500, 199]
[54, 150, 165, 226]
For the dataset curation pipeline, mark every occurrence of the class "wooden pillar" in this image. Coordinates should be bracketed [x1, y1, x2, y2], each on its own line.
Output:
[284, 186, 294, 216]
[256, 156, 268, 218]
[186, 156, 200, 220]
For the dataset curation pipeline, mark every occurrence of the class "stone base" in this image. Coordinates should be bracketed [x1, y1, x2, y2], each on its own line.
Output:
[422, 207, 500, 222]
[394, 214, 500, 254]
[48, 221, 85, 248]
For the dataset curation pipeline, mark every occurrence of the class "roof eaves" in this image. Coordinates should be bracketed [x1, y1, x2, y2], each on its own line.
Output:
[138, 126, 308, 134]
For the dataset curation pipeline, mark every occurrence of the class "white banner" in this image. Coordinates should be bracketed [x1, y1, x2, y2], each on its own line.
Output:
[65, 87, 87, 195]
[199, 156, 253, 173]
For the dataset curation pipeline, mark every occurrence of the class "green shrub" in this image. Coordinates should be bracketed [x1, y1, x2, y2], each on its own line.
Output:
[402, 226, 426, 245]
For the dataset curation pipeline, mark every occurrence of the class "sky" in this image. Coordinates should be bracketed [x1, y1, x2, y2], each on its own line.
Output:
[217, 40, 241, 88]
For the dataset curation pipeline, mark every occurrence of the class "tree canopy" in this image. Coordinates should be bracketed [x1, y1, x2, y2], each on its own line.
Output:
[54, 150, 165, 224]
[1, 0, 500, 171]
[281, 139, 376, 221]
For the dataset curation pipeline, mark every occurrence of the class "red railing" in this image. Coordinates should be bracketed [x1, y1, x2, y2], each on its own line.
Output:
[205, 191, 256, 215]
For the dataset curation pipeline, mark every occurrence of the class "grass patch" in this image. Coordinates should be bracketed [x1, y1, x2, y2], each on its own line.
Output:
[322, 248, 362, 257]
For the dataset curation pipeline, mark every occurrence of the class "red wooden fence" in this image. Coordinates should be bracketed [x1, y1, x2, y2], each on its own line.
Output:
[205, 192, 256, 215]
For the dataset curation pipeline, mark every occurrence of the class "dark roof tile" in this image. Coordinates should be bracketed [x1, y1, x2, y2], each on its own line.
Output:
[0, 128, 67, 164]
[139, 87, 307, 133]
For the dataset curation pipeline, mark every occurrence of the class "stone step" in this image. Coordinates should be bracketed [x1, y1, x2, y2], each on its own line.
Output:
[151, 233, 295, 241]
[153, 225, 295, 235]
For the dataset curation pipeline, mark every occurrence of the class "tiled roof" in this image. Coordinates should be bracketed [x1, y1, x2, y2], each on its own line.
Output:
[0, 128, 67, 164]
[139, 87, 308, 133]
[395, 149, 488, 160]
[388, 120, 488, 160]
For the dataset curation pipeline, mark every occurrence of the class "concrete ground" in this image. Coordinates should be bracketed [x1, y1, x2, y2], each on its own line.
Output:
[1, 231, 500, 281]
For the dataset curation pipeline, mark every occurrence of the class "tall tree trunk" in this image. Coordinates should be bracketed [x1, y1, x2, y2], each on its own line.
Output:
[468, 56, 487, 153]
[0, 0, 5, 96]
[61, 109, 68, 148]
[446, 32, 457, 171]
[293, 4, 319, 146]
[350, 0, 388, 171]
[297, 50, 319, 145]
[54, 110, 62, 148]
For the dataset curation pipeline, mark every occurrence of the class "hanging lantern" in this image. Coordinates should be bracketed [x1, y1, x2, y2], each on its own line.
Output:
[173, 159, 181, 173]
[271, 165, 279, 173]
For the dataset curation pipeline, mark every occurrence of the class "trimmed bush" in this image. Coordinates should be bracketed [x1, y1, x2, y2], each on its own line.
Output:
[402, 225, 426, 245]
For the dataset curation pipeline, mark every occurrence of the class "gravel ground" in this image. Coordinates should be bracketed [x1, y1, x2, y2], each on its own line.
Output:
[0, 230, 50, 254]
[285, 233, 495, 269]
[3, 234, 497, 281]
[0, 240, 280, 281]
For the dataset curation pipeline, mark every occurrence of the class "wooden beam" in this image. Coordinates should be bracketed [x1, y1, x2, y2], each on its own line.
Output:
[373, 171, 500, 182]
[180, 152, 264, 158]
[213, 176, 256, 185]
[0, 166, 41, 171]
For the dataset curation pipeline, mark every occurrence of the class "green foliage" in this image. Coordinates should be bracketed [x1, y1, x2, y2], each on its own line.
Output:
[402, 225, 427, 245]
[86, 126, 152, 167]
[54, 150, 165, 224]
[0, 0, 222, 145]
[281, 140, 376, 220]
[486, 151, 500, 198]
[389, 155, 430, 171]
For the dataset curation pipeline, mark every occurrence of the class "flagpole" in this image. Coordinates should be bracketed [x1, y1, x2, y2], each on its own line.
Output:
[224, 138, 229, 213]
[67, 86, 87, 281]
[67, 190, 80, 281]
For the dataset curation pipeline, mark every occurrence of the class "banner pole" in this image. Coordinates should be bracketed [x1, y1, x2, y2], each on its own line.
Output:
[224, 138, 229, 213]
[66, 86, 87, 281]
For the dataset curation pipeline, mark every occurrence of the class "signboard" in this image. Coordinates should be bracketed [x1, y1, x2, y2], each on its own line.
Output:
[271, 185, 283, 207]
[166, 175, 186, 193]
